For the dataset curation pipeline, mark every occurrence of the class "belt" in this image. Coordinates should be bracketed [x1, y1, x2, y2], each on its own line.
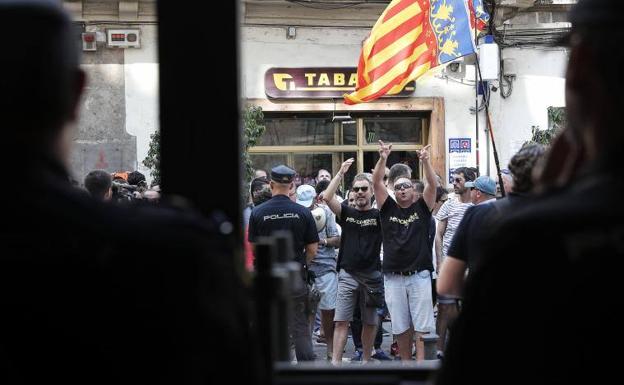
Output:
[391, 271, 417, 276]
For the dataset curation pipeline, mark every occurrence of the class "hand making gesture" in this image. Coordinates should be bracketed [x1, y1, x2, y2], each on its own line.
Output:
[339, 158, 355, 176]
[417, 144, 432, 162]
[378, 140, 392, 160]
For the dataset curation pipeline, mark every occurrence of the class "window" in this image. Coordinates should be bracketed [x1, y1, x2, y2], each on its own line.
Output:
[249, 111, 429, 191]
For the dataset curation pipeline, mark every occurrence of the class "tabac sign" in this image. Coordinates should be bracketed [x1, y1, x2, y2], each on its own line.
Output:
[265, 67, 415, 99]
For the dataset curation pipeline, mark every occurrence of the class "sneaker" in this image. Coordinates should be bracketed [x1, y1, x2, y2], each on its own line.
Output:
[350, 349, 363, 362]
[371, 348, 392, 361]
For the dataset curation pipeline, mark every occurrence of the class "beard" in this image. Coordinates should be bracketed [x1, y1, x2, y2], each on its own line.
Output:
[355, 196, 369, 208]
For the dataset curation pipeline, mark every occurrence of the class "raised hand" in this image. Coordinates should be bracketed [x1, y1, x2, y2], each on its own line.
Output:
[340, 158, 355, 175]
[417, 144, 432, 161]
[378, 140, 392, 160]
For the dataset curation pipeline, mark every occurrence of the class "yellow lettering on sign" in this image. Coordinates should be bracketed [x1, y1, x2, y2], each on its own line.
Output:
[318, 73, 330, 86]
[334, 73, 345, 86]
[273, 74, 293, 91]
[348, 73, 357, 86]
[304, 73, 316, 86]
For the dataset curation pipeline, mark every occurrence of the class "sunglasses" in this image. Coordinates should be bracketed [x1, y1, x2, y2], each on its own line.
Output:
[352, 186, 369, 193]
[394, 182, 413, 191]
[453, 178, 464, 184]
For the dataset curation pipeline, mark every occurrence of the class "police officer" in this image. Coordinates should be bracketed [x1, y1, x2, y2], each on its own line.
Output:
[248, 165, 319, 362]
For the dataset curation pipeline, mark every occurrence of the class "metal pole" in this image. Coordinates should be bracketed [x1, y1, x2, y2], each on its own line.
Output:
[475, 57, 506, 198]
[474, 18, 480, 172]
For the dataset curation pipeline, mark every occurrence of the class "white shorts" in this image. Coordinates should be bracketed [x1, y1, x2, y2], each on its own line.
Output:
[314, 271, 338, 310]
[384, 271, 435, 335]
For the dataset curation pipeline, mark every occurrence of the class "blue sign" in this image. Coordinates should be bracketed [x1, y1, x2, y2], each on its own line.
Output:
[449, 138, 471, 153]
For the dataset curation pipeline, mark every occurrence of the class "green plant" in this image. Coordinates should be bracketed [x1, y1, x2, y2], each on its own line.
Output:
[547, 106, 566, 132]
[143, 130, 160, 185]
[242, 105, 266, 184]
[524, 107, 565, 147]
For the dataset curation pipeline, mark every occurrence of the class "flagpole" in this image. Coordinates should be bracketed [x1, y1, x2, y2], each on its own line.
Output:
[474, 10, 480, 173]
[475, 52, 506, 198]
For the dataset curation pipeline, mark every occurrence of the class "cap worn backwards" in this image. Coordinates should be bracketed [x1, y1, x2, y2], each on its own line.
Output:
[296, 184, 316, 208]
[465, 175, 496, 196]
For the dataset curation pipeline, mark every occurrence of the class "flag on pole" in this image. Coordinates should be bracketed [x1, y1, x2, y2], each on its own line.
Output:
[344, 0, 486, 105]
[469, 0, 490, 31]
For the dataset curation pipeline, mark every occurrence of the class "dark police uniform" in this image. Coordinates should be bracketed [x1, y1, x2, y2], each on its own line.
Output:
[248, 166, 319, 265]
[248, 165, 319, 362]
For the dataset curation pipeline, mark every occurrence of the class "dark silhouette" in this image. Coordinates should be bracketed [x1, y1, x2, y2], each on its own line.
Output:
[0, 1, 257, 383]
[84, 170, 113, 201]
[437, 1, 624, 384]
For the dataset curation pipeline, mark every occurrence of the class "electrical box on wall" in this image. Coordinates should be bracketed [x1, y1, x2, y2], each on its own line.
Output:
[106, 29, 140, 48]
[81, 32, 97, 51]
[478, 36, 500, 81]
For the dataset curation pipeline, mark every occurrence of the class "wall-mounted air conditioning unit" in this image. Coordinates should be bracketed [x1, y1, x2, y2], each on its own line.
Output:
[106, 29, 140, 48]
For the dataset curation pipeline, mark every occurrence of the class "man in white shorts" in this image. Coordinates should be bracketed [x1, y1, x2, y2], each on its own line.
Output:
[373, 141, 437, 361]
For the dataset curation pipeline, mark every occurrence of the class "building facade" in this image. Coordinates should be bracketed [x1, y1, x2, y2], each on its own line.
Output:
[241, 0, 574, 188]
[63, 0, 574, 189]
[64, 0, 158, 184]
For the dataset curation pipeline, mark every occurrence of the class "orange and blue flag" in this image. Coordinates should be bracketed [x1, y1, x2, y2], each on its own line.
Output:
[344, 0, 485, 105]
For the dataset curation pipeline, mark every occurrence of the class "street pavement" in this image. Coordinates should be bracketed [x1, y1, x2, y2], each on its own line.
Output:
[310, 319, 396, 363]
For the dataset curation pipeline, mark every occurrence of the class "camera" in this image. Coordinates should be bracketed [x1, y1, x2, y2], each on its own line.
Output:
[111, 181, 139, 203]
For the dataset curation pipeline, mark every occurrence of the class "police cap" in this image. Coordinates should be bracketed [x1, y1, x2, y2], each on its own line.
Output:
[271, 165, 296, 184]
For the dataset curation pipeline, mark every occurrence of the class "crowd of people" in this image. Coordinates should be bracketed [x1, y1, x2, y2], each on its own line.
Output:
[83, 169, 161, 204]
[2, 0, 620, 383]
[245, 137, 547, 364]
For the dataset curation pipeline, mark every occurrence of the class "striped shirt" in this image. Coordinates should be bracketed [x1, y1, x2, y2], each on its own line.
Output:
[435, 198, 473, 257]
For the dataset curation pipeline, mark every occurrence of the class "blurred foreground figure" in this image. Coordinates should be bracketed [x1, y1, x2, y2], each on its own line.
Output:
[437, 1, 624, 384]
[0, 1, 257, 383]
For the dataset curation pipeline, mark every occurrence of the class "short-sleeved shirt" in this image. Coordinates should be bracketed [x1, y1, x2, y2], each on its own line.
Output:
[435, 198, 473, 257]
[336, 205, 382, 273]
[248, 195, 319, 264]
[448, 193, 529, 271]
[380, 198, 434, 273]
[447, 200, 497, 271]
[309, 205, 339, 276]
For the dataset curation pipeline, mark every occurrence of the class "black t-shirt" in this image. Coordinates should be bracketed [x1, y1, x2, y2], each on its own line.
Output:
[447, 201, 497, 271]
[380, 198, 433, 273]
[336, 205, 382, 272]
[248, 195, 319, 264]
